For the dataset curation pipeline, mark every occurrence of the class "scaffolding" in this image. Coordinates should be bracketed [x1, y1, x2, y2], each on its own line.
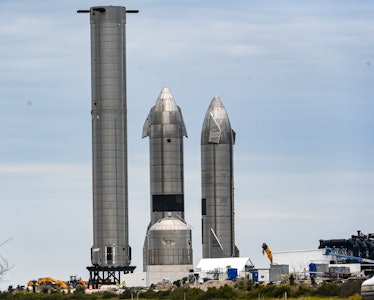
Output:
[87, 266, 136, 289]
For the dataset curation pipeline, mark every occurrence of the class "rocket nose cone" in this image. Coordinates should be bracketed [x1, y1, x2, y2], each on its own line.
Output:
[159, 87, 172, 100]
[154, 87, 178, 112]
[209, 96, 224, 110]
[161, 87, 170, 93]
[142, 87, 188, 138]
[201, 95, 234, 145]
[205, 95, 228, 120]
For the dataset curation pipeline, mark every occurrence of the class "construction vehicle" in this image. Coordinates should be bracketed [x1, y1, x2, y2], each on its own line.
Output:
[67, 275, 87, 289]
[27, 275, 87, 292]
[262, 243, 273, 264]
[156, 278, 173, 291]
[27, 277, 68, 292]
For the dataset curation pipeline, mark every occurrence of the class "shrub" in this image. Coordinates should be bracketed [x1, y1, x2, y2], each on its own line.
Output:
[340, 279, 365, 297]
[289, 273, 296, 285]
[101, 291, 117, 299]
[138, 288, 158, 299]
[272, 284, 291, 298]
[74, 285, 86, 294]
[315, 281, 341, 296]
[119, 289, 136, 299]
[219, 284, 238, 299]
[349, 293, 364, 300]
[294, 284, 314, 297]
[169, 288, 190, 300]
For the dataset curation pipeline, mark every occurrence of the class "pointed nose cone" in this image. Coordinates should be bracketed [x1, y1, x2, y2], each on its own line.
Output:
[142, 87, 187, 138]
[201, 96, 234, 145]
[206, 96, 228, 120]
[154, 87, 178, 112]
[210, 95, 225, 110]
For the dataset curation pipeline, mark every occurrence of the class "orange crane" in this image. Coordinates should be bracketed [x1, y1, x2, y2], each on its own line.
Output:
[262, 243, 273, 264]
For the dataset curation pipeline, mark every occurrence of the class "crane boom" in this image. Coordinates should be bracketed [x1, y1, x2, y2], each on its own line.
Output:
[262, 243, 273, 264]
[324, 247, 374, 264]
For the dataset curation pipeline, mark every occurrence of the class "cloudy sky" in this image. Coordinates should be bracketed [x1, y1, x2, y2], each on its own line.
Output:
[1, 0, 374, 289]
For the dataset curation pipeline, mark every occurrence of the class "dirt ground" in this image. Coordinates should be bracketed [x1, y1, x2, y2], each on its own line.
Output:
[188, 279, 235, 291]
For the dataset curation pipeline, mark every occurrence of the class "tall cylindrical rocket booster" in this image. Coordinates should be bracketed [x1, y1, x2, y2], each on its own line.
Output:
[201, 96, 239, 258]
[142, 87, 187, 225]
[142, 87, 191, 271]
[89, 6, 131, 267]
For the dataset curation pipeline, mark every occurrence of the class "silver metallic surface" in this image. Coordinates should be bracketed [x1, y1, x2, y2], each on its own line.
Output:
[142, 87, 191, 270]
[147, 216, 193, 265]
[142, 87, 187, 225]
[201, 96, 239, 258]
[89, 6, 131, 267]
[361, 276, 374, 300]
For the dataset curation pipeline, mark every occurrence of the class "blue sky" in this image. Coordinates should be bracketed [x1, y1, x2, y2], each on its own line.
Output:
[1, 0, 374, 289]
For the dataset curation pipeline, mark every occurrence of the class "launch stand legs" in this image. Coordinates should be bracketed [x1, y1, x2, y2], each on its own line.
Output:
[87, 266, 136, 289]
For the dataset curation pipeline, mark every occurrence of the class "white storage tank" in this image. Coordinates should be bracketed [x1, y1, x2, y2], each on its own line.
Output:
[362, 276, 374, 300]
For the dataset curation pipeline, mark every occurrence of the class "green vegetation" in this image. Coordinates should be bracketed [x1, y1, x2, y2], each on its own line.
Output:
[0, 278, 366, 300]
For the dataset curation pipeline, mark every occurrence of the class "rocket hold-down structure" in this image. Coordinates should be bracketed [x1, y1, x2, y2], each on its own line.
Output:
[201, 96, 239, 258]
[142, 87, 193, 283]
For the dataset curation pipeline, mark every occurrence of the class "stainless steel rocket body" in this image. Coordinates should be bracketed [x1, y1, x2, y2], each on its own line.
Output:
[201, 96, 239, 258]
[90, 6, 131, 267]
[142, 87, 187, 225]
[147, 217, 193, 265]
[142, 88, 192, 269]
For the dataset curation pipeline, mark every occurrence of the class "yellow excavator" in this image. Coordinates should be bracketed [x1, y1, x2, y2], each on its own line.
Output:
[262, 243, 273, 264]
[27, 275, 87, 292]
[27, 277, 68, 291]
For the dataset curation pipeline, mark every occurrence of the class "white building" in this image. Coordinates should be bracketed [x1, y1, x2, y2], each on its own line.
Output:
[196, 257, 254, 280]
[273, 249, 362, 278]
[273, 249, 330, 274]
[122, 272, 147, 288]
[254, 268, 270, 283]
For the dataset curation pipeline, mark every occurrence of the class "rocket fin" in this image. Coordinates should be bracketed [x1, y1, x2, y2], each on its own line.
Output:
[234, 244, 240, 257]
[208, 112, 221, 144]
[209, 228, 224, 258]
[232, 129, 236, 145]
[177, 106, 188, 138]
[142, 107, 154, 138]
